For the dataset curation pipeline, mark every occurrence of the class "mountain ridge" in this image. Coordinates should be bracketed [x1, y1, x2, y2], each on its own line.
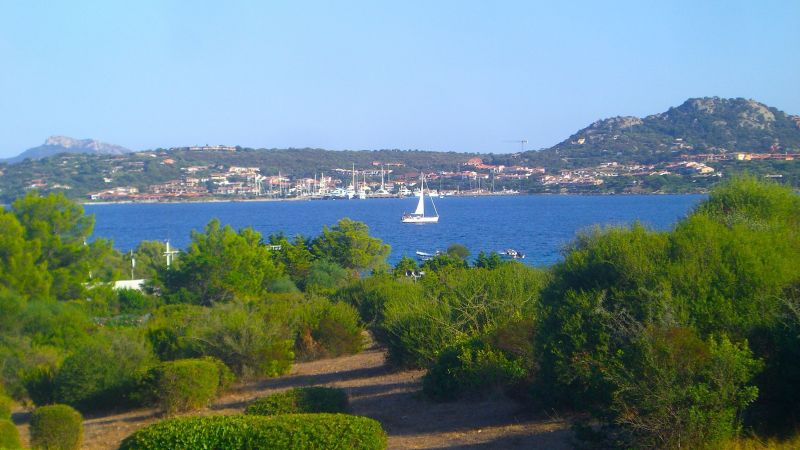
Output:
[4, 136, 132, 164]
[519, 97, 800, 168]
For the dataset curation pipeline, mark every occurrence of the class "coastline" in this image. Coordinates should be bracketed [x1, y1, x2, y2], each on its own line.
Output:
[81, 190, 707, 206]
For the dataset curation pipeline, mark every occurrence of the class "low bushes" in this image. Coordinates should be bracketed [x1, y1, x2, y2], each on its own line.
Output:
[52, 333, 154, 412]
[146, 302, 295, 379]
[379, 264, 548, 368]
[245, 387, 348, 415]
[0, 393, 11, 420]
[118, 414, 386, 450]
[30, 404, 83, 450]
[141, 359, 220, 414]
[0, 420, 21, 449]
[295, 300, 363, 360]
[423, 337, 530, 401]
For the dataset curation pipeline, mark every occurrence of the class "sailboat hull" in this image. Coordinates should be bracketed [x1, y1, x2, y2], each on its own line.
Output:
[401, 215, 439, 223]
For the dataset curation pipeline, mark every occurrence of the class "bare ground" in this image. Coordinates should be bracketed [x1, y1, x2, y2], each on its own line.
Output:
[13, 339, 572, 449]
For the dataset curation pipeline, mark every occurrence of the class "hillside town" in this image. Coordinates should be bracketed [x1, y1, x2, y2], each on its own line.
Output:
[75, 150, 786, 202]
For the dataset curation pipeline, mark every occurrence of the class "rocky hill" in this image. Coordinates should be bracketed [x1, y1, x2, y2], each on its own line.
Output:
[4, 136, 132, 164]
[520, 97, 800, 167]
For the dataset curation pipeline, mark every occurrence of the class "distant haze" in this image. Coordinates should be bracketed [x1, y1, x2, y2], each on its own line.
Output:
[0, 1, 798, 158]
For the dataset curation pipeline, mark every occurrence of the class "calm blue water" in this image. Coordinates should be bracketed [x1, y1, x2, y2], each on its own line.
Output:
[85, 195, 703, 267]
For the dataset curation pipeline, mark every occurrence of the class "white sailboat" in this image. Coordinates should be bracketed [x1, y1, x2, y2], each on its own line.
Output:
[402, 173, 439, 223]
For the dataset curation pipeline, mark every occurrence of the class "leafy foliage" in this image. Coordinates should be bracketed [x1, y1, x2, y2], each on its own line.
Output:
[142, 359, 220, 414]
[380, 264, 548, 367]
[30, 404, 83, 450]
[312, 218, 390, 273]
[118, 414, 387, 450]
[161, 220, 283, 305]
[11, 192, 115, 300]
[533, 177, 800, 446]
[580, 328, 761, 449]
[0, 420, 21, 450]
[245, 387, 349, 416]
[423, 336, 530, 402]
[0, 392, 11, 420]
[52, 333, 154, 412]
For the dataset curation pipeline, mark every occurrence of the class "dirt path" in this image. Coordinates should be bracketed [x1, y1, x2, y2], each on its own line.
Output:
[14, 341, 572, 449]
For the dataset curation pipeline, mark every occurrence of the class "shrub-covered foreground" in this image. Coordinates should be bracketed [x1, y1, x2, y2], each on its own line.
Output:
[0, 419, 21, 450]
[533, 176, 800, 448]
[118, 413, 386, 450]
[140, 358, 221, 414]
[30, 404, 83, 450]
[245, 387, 349, 415]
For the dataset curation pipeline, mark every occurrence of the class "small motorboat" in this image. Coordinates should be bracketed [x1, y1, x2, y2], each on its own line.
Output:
[415, 250, 442, 261]
[500, 248, 525, 259]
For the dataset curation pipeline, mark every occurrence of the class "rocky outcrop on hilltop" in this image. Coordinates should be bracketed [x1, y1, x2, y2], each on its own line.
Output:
[5, 136, 131, 164]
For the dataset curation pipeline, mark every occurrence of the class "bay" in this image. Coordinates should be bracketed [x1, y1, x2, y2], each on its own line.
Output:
[85, 195, 703, 267]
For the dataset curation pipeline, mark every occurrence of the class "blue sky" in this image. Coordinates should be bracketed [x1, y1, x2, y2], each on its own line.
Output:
[0, 1, 798, 156]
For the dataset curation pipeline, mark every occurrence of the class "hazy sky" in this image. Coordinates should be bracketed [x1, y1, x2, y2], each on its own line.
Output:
[1, 1, 798, 157]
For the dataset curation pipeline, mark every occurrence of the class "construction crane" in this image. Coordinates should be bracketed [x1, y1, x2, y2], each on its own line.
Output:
[503, 139, 528, 152]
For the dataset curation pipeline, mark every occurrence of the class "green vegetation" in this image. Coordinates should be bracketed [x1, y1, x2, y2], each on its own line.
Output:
[118, 414, 387, 450]
[3, 178, 800, 448]
[245, 387, 349, 416]
[0, 391, 11, 420]
[30, 404, 83, 450]
[423, 335, 530, 401]
[52, 333, 154, 412]
[0, 193, 376, 415]
[0, 420, 21, 449]
[376, 263, 548, 368]
[143, 359, 221, 414]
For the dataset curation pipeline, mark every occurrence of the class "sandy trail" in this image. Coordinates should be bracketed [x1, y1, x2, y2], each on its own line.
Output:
[13, 340, 571, 449]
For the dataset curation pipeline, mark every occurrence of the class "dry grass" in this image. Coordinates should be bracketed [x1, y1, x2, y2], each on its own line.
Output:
[722, 434, 800, 450]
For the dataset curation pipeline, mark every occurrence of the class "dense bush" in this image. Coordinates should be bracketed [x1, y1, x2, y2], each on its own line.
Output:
[334, 274, 422, 326]
[304, 259, 349, 294]
[118, 414, 386, 450]
[141, 359, 220, 414]
[160, 220, 285, 305]
[380, 264, 548, 367]
[245, 387, 349, 415]
[423, 338, 529, 401]
[30, 404, 83, 450]
[146, 302, 294, 379]
[577, 328, 761, 449]
[532, 177, 800, 447]
[52, 333, 154, 412]
[295, 300, 363, 360]
[0, 393, 11, 420]
[117, 288, 157, 314]
[200, 356, 236, 392]
[0, 420, 20, 449]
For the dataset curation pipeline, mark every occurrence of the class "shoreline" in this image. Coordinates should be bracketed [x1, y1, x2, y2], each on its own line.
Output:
[82, 191, 706, 206]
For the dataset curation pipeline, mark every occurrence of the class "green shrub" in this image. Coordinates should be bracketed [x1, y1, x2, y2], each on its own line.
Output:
[53, 333, 154, 412]
[0, 394, 11, 420]
[141, 359, 220, 414]
[200, 356, 236, 392]
[580, 328, 761, 449]
[381, 264, 548, 368]
[0, 420, 21, 449]
[30, 404, 83, 450]
[333, 274, 421, 326]
[245, 387, 349, 415]
[22, 365, 57, 407]
[117, 288, 155, 314]
[423, 337, 530, 401]
[118, 413, 386, 450]
[295, 300, 363, 360]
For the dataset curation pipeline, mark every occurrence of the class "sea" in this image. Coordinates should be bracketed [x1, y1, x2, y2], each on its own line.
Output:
[86, 195, 704, 267]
